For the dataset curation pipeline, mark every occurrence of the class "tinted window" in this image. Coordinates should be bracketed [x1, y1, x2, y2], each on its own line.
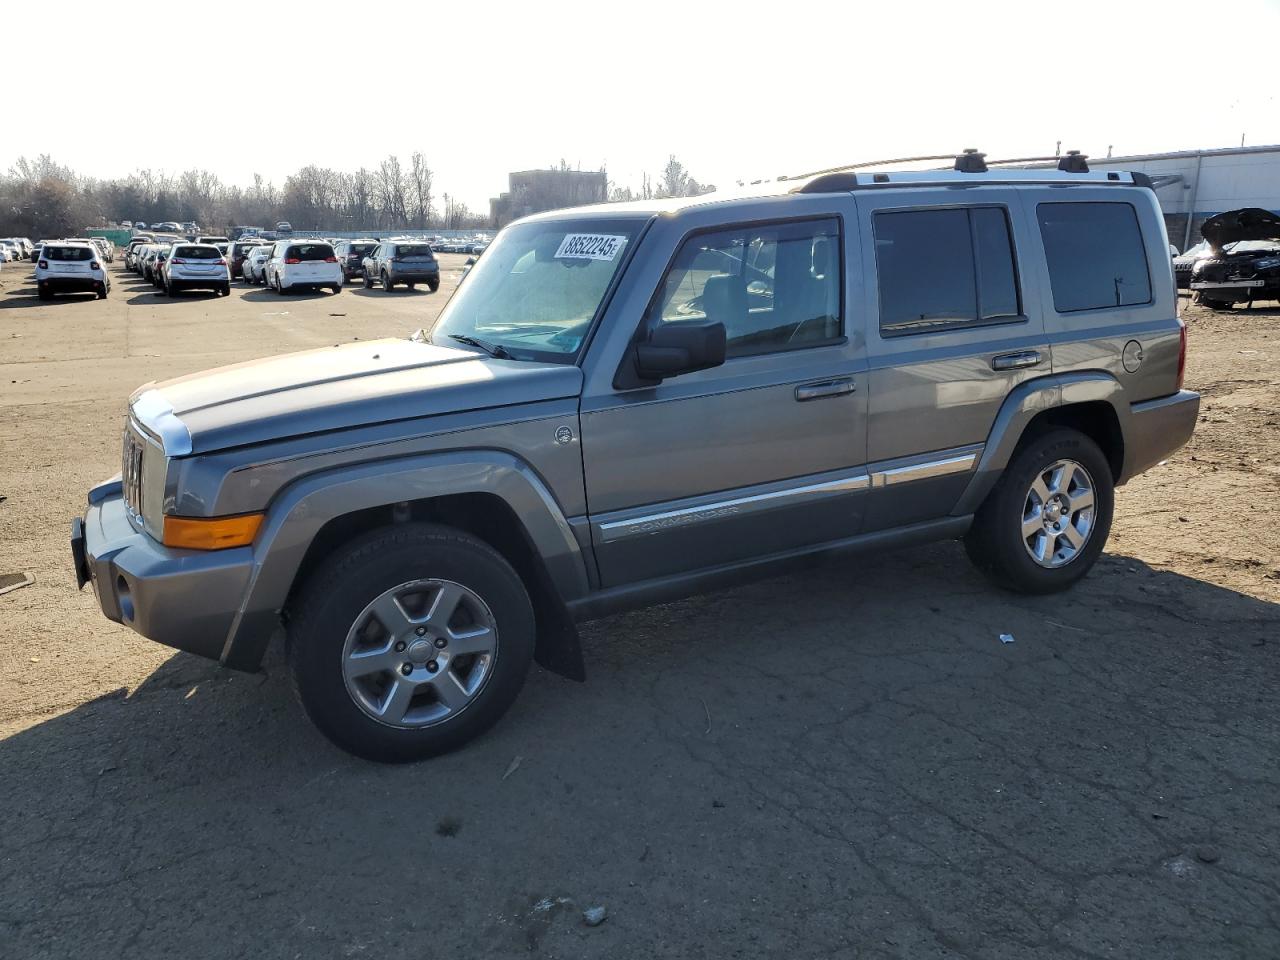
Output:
[174, 246, 219, 258]
[875, 207, 1020, 335]
[1037, 202, 1151, 312]
[652, 218, 841, 358]
[232, 242, 259, 255]
[45, 246, 93, 261]
[395, 244, 433, 258]
[286, 243, 334, 261]
[350, 243, 376, 255]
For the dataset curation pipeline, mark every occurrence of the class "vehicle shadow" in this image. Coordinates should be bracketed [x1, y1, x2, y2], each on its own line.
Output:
[0, 289, 98, 308]
[240, 288, 343, 302]
[344, 286, 437, 298]
[2, 548, 1279, 956]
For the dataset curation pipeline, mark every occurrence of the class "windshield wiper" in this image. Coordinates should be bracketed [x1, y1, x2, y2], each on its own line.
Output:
[448, 334, 514, 360]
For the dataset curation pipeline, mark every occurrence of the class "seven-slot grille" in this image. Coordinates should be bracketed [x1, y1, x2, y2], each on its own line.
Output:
[122, 427, 145, 526]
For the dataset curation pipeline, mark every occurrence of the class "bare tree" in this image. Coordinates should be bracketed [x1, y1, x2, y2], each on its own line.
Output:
[409, 152, 434, 229]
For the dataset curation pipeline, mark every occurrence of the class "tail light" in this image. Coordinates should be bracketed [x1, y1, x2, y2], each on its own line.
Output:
[216, 258, 226, 266]
[90, 261, 100, 270]
[285, 258, 301, 265]
[171, 258, 186, 264]
[38, 259, 47, 269]
[1176, 321, 1187, 391]
[324, 256, 338, 263]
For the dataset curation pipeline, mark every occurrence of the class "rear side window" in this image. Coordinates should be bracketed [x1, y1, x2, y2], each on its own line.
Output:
[287, 243, 335, 261]
[395, 244, 432, 258]
[1037, 202, 1151, 312]
[875, 207, 1021, 335]
[174, 246, 218, 258]
[46, 246, 93, 261]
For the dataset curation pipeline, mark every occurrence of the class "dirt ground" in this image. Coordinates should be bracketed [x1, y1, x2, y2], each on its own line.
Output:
[1, 252, 1278, 959]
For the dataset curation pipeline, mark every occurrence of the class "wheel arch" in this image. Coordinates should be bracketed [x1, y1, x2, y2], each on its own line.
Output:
[219, 451, 590, 678]
[953, 371, 1130, 516]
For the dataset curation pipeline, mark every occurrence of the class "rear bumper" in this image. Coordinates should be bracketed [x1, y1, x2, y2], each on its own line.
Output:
[39, 276, 104, 292]
[389, 268, 440, 282]
[75, 481, 256, 666]
[169, 275, 228, 290]
[1121, 390, 1200, 483]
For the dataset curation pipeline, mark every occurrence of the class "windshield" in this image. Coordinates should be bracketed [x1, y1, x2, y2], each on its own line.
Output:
[429, 217, 644, 362]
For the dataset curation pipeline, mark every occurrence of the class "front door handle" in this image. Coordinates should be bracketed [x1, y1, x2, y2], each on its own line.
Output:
[991, 350, 1042, 371]
[795, 378, 856, 402]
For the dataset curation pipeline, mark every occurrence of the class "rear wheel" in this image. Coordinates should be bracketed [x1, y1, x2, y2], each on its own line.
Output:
[37, 287, 52, 301]
[964, 428, 1114, 594]
[220, 282, 231, 297]
[287, 523, 536, 763]
[428, 279, 440, 293]
[97, 283, 108, 299]
[362, 269, 373, 289]
[381, 272, 394, 292]
[1199, 296, 1232, 310]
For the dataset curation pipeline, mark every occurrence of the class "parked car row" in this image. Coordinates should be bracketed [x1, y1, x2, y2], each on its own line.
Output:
[1, 237, 36, 262]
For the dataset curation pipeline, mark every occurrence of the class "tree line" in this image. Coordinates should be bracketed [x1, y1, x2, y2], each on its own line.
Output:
[0, 153, 713, 239]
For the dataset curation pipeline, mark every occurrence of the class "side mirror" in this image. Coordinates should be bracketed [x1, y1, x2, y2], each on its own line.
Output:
[634, 319, 726, 381]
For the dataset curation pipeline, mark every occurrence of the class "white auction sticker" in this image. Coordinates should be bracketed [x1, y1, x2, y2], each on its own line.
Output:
[554, 234, 627, 261]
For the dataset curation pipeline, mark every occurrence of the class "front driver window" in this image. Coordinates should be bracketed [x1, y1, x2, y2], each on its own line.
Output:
[651, 218, 842, 357]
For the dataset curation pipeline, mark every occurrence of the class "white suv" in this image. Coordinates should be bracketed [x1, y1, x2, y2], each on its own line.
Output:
[35, 242, 110, 299]
[161, 243, 231, 297]
[243, 244, 272, 284]
[265, 240, 343, 295]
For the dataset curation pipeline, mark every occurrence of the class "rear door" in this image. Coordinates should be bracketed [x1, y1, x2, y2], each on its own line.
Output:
[288, 242, 334, 281]
[47, 245, 94, 277]
[857, 188, 1047, 530]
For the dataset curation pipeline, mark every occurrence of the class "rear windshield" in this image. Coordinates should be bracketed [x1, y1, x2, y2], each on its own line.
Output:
[232, 242, 259, 255]
[349, 243, 376, 255]
[45, 246, 93, 261]
[395, 244, 433, 258]
[287, 243, 334, 261]
[174, 246, 220, 259]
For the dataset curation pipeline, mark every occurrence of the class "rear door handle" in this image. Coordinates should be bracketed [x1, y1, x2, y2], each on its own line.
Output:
[795, 378, 856, 401]
[991, 350, 1042, 371]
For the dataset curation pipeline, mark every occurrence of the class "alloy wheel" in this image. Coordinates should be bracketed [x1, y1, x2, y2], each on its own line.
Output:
[1021, 459, 1096, 568]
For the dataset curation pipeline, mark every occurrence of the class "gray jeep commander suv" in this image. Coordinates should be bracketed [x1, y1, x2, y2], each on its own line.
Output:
[71, 152, 1199, 762]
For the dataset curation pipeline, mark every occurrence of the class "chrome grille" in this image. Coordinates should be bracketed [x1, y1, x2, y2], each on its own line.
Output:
[122, 427, 145, 526]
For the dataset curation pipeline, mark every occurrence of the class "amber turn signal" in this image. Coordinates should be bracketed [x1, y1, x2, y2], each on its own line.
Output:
[162, 513, 264, 550]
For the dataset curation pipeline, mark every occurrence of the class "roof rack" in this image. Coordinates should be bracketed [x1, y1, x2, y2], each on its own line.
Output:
[787, 148, 1143, 194]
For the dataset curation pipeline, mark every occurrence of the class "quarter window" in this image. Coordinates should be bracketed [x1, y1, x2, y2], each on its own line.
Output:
[875, 207, 1021, 335]
[651, 218, 842, 357]
[1037, 202, 1151, 312]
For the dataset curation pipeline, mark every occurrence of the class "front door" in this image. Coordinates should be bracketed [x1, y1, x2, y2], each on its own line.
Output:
[580, 208, 870, 588]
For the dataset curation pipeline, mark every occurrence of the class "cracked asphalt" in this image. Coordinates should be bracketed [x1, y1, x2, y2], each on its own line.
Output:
[1, 255, 1278, 958]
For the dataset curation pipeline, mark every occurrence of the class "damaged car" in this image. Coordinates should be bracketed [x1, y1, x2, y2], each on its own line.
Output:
[1190, 207, 1280, 309]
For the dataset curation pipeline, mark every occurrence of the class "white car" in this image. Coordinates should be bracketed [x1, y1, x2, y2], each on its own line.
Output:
[243, 244, 272, 284]
[35, 242, 109, 300]
[265, 240, 342, 295]
[89, 237, 114, 262]
[0, 240, 19, 261]
[160, 243, 231, 297]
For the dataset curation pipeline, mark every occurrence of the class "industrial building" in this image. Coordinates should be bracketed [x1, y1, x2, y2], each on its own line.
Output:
[1088, 144, 1280, 251]
[489, 169, 608, 227]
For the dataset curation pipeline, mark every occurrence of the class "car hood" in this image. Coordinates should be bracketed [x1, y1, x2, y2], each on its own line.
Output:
[133, 338, 584, 454]
[1201, 207, 1280, 250]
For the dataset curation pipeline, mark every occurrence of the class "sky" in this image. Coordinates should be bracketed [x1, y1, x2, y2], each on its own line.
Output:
[7, 0, 1280, 212]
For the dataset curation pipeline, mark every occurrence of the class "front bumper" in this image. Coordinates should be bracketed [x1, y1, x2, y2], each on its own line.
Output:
[1122, 390, 1201, 482]
[73, 481, 256, 665]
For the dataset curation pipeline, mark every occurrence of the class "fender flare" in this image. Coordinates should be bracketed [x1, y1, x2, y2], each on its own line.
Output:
[952, 371, 1128, 516]
[218, 450, 591, 672]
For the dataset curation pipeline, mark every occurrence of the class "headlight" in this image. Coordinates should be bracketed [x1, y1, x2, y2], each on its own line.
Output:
[1192, 260, 1207, 275]
[1252, 257, 1280, 271]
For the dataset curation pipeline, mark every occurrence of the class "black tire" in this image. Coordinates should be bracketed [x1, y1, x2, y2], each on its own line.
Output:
[37, 287, 52, 301]
[329, 284, 341, 295]
[221, 283, 231, 297]
[276, 275, 287, 295]
[287, 523, 536, 763]
[381, 272, 394, 292]
[1199, 297, 1232, 310]
[97, 283, 108, 300]
[158, 282, 169, 297]
[362, 269, 373, 289]
[964, 428, 1114, 594]
[428, 279, 440, 293]
[407, 282, 416, 290]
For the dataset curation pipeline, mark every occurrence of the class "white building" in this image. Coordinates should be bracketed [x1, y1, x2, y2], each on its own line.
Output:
[1089, 145, 1280, 251]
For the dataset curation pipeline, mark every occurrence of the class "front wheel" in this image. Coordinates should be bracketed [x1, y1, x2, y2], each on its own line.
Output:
[287, 523, 536, 763]
[964, 428, 1114, 594]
